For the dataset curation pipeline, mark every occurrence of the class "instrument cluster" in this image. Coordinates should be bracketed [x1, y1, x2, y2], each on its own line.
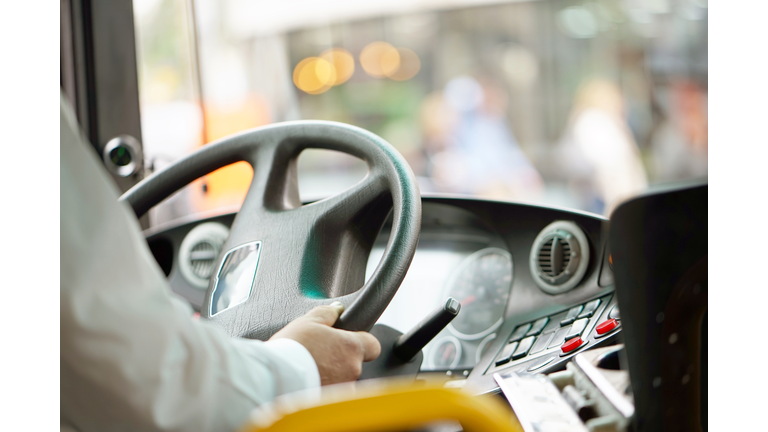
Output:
[147, 197, 610, 378]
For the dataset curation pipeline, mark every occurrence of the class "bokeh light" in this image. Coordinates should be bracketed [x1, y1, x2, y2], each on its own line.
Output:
[388, 48, 420, 81]
[360, 41, 399, 78]
[558, 6, 598, 39]
[320, 48, 355, 86]
[501, 44, 538, 87]
[361, 42, 420, 81]
[380, 47, 401, 77]
[293, 57, 337, 94]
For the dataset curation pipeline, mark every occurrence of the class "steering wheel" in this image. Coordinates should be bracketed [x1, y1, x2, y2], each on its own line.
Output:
[121, 121, 421, 340]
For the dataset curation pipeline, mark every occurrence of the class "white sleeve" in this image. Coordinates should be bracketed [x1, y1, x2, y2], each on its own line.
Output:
[59, 94, 320, 432]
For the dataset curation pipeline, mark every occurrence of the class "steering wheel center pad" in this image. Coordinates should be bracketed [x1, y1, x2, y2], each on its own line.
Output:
[121, 121, 421, 340]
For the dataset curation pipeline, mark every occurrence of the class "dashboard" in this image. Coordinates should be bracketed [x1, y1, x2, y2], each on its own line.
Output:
[144, 195, 620, 394]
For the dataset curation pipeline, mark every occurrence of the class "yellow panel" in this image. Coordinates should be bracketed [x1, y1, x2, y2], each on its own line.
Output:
[241, 381, 523, 432]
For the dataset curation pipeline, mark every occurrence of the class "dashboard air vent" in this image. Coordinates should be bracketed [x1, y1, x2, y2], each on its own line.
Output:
[190, 241, 218, 279]
[529, 221, 590, 295]
[179, 222, 230, 290]
[537, 237, 572, 278]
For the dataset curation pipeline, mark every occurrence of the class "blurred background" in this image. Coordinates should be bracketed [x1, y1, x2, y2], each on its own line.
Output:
[132, 0, 708, 225]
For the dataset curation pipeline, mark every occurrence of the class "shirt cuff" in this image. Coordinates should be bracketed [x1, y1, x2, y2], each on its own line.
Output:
[261, 338, 321, 394]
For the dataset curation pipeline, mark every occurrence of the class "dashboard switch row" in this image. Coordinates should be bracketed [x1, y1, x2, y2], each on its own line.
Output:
[496, 341, 519, 366]
[529, 331, 554, 355]
[560, 305, 584, 326]
[495, 335, 538, 367]
[566, 318, 589, 340]
[495, 295, 613, 369]
[525, 317, 549, 337]
[548, 327, 571, 349]
[512, 336, 536, 360]
[508, 323, 531, 343]
[577, 298, 601, 319]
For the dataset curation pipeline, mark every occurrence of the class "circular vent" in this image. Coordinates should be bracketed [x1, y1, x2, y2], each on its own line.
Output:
[179, 222, 230, 290]
[190, 241, 218, 279]
[538, 236, 572, 278]
[530, 221, 590, 295]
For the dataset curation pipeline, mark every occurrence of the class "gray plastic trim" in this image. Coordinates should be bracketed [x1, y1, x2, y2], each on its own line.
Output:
[574, 351, 635, 418]
[476, 333, 498, 364]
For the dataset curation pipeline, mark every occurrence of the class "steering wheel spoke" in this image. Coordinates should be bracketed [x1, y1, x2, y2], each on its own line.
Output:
[304, 170, 389, 226]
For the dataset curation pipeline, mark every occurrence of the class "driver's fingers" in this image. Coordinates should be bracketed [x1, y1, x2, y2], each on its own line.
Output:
[304, 302, 345, 326]
[355, 331, 382, 362]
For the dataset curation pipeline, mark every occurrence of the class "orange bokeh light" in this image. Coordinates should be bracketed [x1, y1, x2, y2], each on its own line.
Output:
[388, 47, 421, 81]
[360, 41, 399, 78]
[293, 57, 337, 94]
[360, 42, 420, 81]
[320, 48, 355, 86]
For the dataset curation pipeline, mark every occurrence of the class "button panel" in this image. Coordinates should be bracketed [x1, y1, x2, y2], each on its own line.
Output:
[529, 331, 555, 355]
[566, 318, 589, 340]
[525, 317, 549, 337]
[548, 327, 571, 349]
[492, 295, 616, 370]
[560, 305, 584, 326]
[508, 323, 532, 343]
[512, 336, 536, 360]
[495, 341, 519, 366]
[577, 298, 601, 319]
[542, 311, 567, 333]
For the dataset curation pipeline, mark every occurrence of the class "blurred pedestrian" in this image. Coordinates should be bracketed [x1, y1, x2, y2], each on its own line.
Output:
[557, 79, 648, 215]
[650, 80, 708, 182]
[425, 75, 543, 201]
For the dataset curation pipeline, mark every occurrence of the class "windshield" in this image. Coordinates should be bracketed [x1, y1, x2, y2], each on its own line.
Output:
[133, 0, 707, 226]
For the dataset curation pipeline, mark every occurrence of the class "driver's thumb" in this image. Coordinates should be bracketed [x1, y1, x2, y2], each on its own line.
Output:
[305, 301, 345, 326]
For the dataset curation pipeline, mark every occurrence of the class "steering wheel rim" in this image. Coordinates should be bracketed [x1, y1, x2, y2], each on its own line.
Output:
[121, 121, 421, 340]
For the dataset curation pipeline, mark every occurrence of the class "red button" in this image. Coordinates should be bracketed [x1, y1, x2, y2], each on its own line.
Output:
[561, 337, 583, 353]
[596, 319, 618, 335]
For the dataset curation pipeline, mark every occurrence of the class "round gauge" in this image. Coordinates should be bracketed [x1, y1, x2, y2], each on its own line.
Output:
[476, 333, 497, 364]
[446, 247, 513, 340]
[429, 337, 462, 370]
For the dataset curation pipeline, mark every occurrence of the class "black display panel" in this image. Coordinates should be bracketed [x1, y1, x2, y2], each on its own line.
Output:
[610, 182, 707, 432]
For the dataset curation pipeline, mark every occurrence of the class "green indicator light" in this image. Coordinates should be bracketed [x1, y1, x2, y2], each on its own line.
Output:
[109, 146, 132, 167]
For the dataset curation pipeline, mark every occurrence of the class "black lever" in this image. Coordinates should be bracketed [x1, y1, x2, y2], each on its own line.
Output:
[393, 297, 461, 362]
[358, 297, 461, 380]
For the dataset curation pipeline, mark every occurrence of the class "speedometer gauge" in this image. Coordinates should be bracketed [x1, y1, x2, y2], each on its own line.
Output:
[445, 248, 513, 340]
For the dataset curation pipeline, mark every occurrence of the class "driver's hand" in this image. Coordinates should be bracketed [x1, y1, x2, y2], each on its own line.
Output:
[270, 302, 381, 385]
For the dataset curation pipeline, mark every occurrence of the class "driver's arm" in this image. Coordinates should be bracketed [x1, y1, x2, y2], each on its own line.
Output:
[60, 94, 377, 432]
